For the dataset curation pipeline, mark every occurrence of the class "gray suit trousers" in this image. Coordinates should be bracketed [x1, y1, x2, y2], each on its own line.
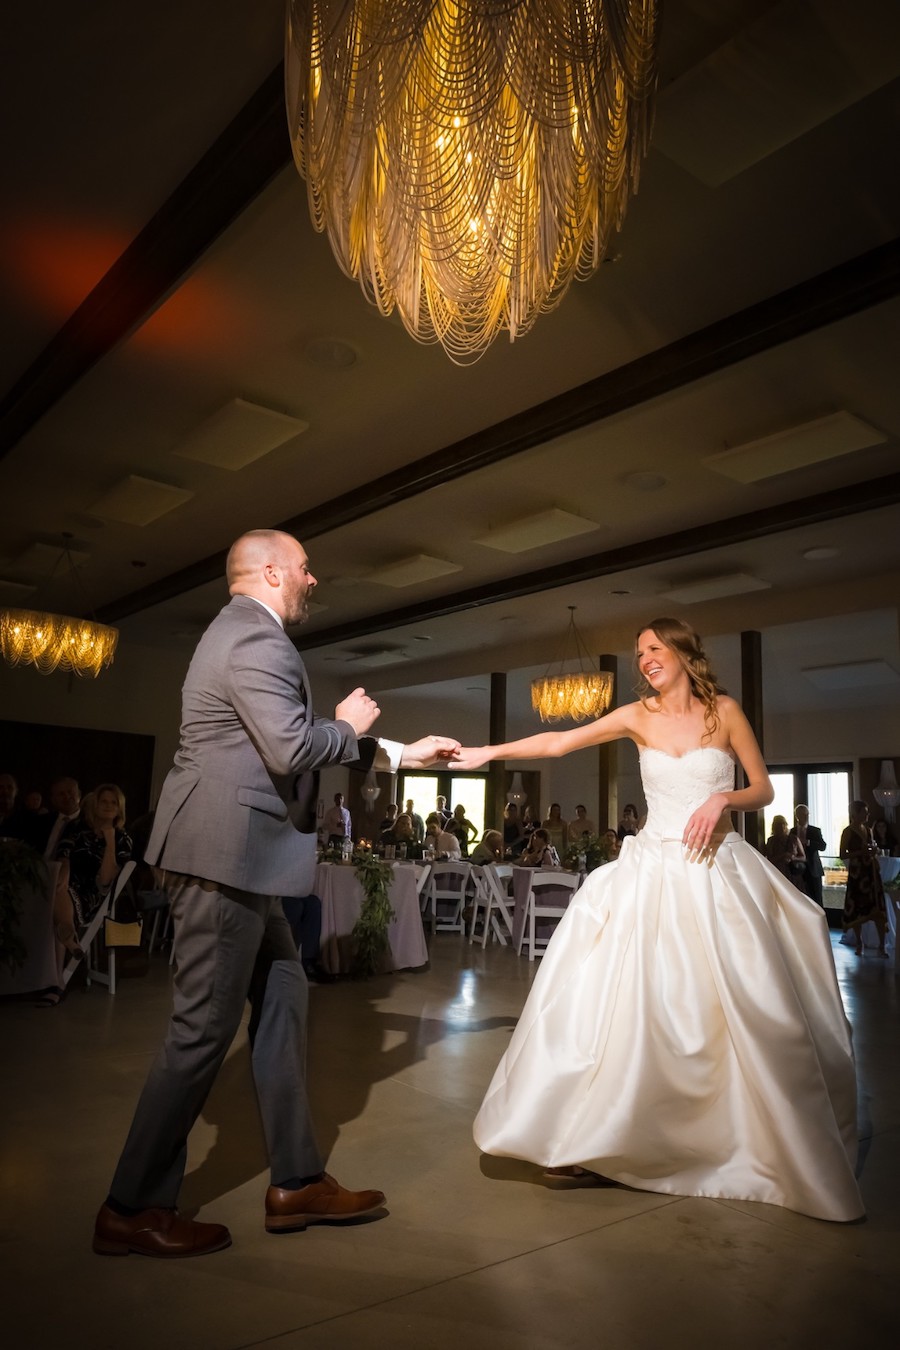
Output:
[109, 874, 323, 1209]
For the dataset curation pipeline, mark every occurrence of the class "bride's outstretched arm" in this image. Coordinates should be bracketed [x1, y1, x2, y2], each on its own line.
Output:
[454, 704, 637, 771]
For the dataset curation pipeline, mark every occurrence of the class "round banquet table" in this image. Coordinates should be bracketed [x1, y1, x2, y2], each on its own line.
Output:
[314, 861, 428, 974]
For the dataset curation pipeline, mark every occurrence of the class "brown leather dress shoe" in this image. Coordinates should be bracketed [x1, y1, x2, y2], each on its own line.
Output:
[265, 1174, 386, 1232]
[93, 1203, 232, 1257]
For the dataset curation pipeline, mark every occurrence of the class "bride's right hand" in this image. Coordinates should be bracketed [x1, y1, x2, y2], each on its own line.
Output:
[453, 746, 492, 771]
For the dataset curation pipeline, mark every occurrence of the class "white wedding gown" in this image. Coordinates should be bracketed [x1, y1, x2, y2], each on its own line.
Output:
[474, 747, 864, 1222]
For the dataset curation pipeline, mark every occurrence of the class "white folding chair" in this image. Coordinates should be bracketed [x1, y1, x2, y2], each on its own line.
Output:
[416, 862, 432, 913]
[517, 869, 579, 960]
[471, 863, 514, 947]
[467, 865, 489, 942]
[65, 860, 137, 995]
[422, 861, 470, 934]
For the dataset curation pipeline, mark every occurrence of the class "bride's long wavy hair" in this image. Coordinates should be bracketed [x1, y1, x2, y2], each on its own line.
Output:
[634, 618, 726, 742]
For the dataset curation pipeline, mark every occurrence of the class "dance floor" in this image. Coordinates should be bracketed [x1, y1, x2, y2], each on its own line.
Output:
[1, 931, 897, 1349]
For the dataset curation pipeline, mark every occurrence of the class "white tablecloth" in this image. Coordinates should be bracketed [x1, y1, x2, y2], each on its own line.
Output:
[510, 866, 579, 952]
[315, 861, 428, 974]
[0, 859, 59, 997]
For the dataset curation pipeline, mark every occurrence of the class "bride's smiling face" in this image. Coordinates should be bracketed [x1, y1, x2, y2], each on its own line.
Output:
[636, 629, 680, 693]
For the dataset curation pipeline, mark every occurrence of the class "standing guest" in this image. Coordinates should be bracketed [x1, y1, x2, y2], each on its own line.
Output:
[322, 792, 352, 847]
[568, 804, 596, 843]
[93, 529, 459, 1258]
[789, 805, 826, 905]
[447, 803, 478, 856]
[458, 616, 862, 1223]
[405, 798, 425, 843]
[502, 803, 525, 856]
[840, 800, 887, 958]
[435, 795, 452, 828]
[42, 777, 83, 859]
[541, 803, 567, 853]
[765, 814, 804, 882]
[617, 803, 639, 840]
[379, 802, 399, 835]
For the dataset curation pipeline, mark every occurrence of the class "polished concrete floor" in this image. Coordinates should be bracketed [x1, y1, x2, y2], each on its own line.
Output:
[1, 932, 897, 1350]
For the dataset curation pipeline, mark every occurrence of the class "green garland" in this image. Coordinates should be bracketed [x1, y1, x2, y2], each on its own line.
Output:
[350, 853, 396, 977]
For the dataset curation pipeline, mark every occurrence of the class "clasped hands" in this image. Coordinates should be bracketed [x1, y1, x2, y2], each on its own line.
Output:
[334, 688, 461, 768]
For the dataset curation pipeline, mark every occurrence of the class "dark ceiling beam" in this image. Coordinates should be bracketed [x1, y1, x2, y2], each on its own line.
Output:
[0, 64, 289, 463]
[96, 235, 900, 624]
[298, 470, 900, 650]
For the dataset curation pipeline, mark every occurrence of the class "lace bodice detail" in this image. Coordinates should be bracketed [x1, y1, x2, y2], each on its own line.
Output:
[639, 747, 735, 838]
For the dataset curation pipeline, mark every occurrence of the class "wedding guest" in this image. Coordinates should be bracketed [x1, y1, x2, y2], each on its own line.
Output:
[435, 795, 452, 828]
[405, 798, 426, 843]
[617, 803, 639, 840]
[765, 814, 805, 886]
[602, 829, 620, 860]
[426, 814, 461, 859]
[322, 792, 352, 847]
[789, 805, 826, 905]
[379, 803, 399, 836]
[470, 830, 504, 865]
[447, 803, 478, 856]
[502, 803, 525, 856]
[840, 801, 887, 957]
[521, 828, 560, 868]
[568, 804, 596, 843]
[42, 777, 83, 859]
[541, 804, 567, 853]
[872, 818, 897, 855]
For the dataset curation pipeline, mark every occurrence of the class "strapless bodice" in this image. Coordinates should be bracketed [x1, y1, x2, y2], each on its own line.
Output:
[639, 746, 735, 837]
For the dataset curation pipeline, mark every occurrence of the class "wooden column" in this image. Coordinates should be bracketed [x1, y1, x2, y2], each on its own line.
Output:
[488, 672, 507, 830]
[597, 654, 619, 832]
[740, 630, 765, 851]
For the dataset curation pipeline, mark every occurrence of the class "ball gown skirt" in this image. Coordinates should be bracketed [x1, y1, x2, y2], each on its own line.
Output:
[474, 748, 864, 1222]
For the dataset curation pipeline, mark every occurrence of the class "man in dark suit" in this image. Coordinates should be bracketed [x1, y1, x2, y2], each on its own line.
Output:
[94, 529, 459, 1258]
[790, 804, 827, 906]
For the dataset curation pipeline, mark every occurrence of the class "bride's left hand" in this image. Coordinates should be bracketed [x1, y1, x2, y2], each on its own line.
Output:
[683, 793, 729, 853]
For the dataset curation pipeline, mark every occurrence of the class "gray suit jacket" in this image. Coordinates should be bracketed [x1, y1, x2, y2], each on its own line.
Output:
[146, 595, 375, 894]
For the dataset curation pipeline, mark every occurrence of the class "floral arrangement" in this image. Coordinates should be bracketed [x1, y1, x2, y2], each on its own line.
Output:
[562, 834, 611, 875]
[350, 851, 395, 977]
[0, 839, 48, 972]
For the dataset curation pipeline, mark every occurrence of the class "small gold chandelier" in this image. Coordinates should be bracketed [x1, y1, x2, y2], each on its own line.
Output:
[531, 606, 613, 722]
[0, 538, 119, 677]
[286, 1, 659, 363]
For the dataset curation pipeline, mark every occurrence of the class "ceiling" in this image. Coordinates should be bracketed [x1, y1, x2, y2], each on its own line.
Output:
[1, 0, 899, 720]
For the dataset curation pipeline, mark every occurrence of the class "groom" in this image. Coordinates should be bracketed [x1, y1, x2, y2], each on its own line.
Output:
[93, 529, 460, 1257]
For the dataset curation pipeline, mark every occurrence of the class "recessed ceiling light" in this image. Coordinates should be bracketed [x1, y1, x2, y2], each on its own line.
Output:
[413, 634, 433, 642]
[622, 471, 667, 491]
[304, 338, 358, 369]
[610, 588, 631, 595]
[475, 508, 599, 553]
[802, 546, 839, 561]
[661, 572, 771, 603]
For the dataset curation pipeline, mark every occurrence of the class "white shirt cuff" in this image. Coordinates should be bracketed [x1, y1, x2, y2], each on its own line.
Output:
[374, 738, 404, 773]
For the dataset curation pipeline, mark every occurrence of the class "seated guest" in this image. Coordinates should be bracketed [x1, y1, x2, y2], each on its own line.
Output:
[41, 777, 83, 859]
[872, 818, 897, 855]
[470, 830, 503, 865]
[617, 803, 639, 840]
[44, 784, 132, 1006]
[567, 803, 596, 844]
[521, 828, 560, 868]
[382, 812, 415, 849]
[426, 815, 461, 859]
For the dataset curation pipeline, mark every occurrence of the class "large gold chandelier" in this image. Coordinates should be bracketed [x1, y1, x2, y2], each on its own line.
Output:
[531, 606, 613, 722]
[286, 0, 659, 363]
[0, 609, 119, 677]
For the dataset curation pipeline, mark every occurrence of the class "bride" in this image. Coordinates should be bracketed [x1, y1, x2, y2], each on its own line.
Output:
[457, 618, 863, 1222]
